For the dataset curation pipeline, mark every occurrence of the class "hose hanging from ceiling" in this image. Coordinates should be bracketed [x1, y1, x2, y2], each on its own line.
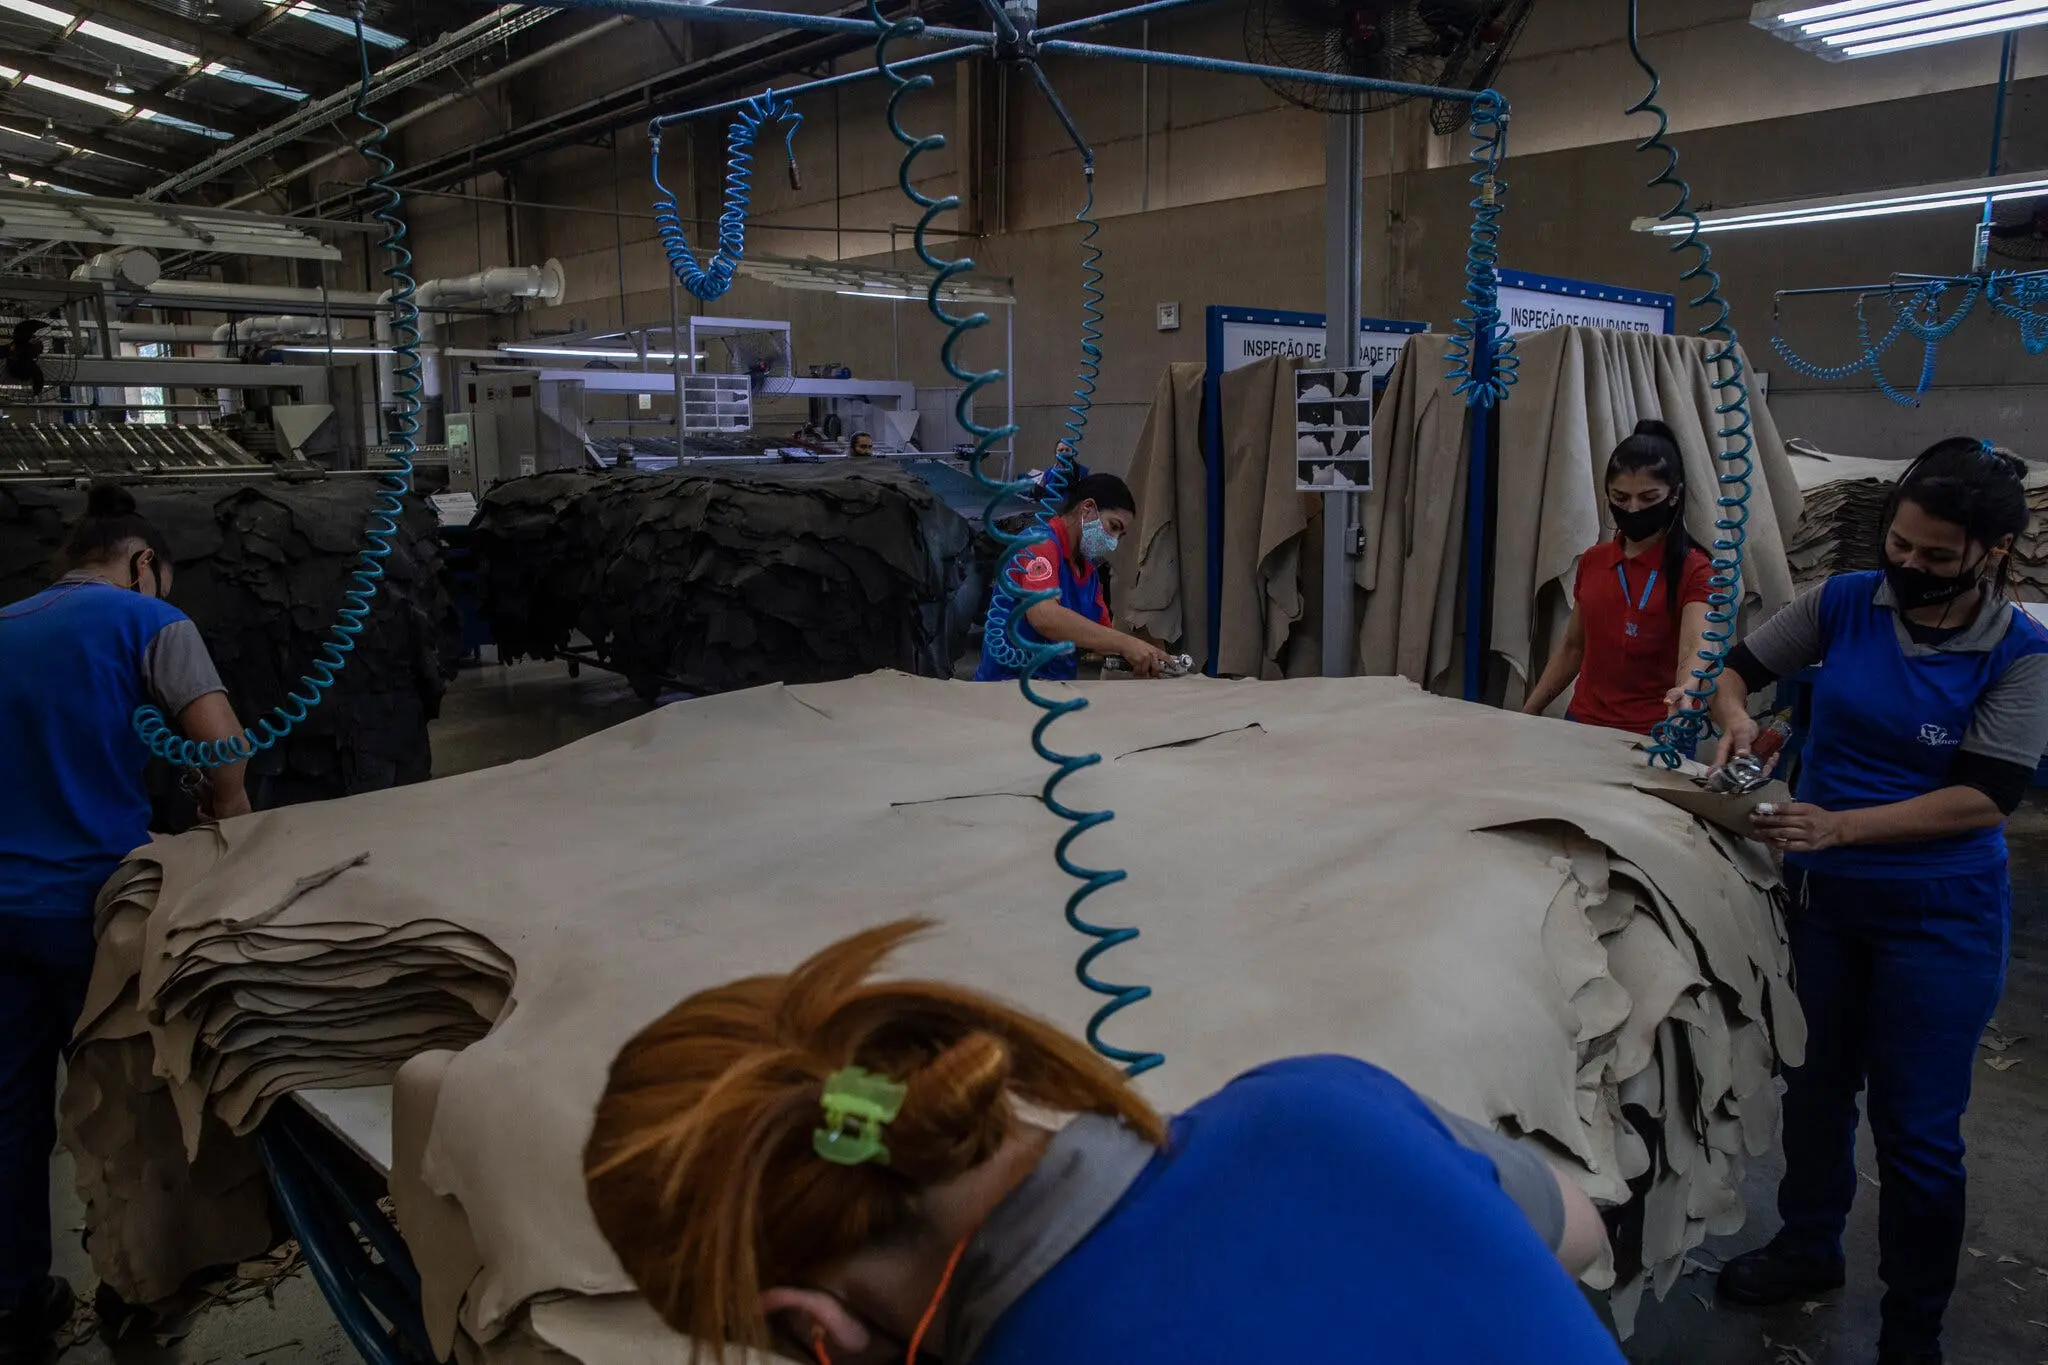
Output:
[871, 8, 1161, 1076]
[650, 91, 802, 302]
[132, 11, 419, 771]
[1625, 0, 1754, 769]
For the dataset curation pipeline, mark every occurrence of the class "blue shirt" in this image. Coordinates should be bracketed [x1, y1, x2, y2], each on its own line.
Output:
[973, 517, 1109, 683]
[1793, 571, 2048, 878]
[0, 580, 192, 917]
[974, 1056, 1623, 1365]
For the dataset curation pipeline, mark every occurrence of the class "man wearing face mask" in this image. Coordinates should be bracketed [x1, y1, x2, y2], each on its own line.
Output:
[973, 472, 1169, 681]
[0, 484, 249, 1364]
[1705, 439, 2048, 1365]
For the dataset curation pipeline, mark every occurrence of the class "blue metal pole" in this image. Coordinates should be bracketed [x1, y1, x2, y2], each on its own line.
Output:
[1035, 38, 1484, 102]
[1036, 0, 1231, 40]
[1462, 324, 1493, 702]
[538, 0, 990, 43]
[654, 44, 986, 126]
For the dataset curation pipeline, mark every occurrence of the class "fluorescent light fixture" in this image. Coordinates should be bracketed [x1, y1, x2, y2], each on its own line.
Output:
[834, 288, 966, 302]
[1752, 0, 2048, 56]
[499, 344, 706, 362]
[1631, 169, 2048, 235]
[274, 345, 396, 356]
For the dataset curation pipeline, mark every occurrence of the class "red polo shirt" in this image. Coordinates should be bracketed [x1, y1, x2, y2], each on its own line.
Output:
[1570, 539, 1714, 735]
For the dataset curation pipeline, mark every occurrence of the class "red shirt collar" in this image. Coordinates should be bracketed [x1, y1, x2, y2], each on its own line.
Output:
[1048, 515, 1087, 573]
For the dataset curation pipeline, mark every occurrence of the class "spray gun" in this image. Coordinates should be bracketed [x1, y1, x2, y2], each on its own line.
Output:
[1101, 653, 1196, 678]
[1704, 712, 1792, 795]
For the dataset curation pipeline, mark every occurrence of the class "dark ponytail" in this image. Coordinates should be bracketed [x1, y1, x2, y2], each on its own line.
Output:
[1886, 437, 2031, 598]
[1605, 417, 1691, 613]
[63, 482, 171, 572]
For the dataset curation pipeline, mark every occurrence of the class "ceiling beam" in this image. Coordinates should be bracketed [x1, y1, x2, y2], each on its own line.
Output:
[0, 163, 109, 197]
[20, 151, 144, 192]
[69, 0, 330, 94]
[2, 51, 263, 139]
[0, 104, 167, 170]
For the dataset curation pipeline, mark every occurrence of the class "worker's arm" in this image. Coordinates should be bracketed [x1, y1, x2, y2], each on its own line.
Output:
[1022, 599, 1169, 678]
[145, 619, 251, 820]
[1752, 650, 2048, 852]
[1552, 1169, 1609, 1279]
[1520, 604, 1585, 717]
[1425, 1101, 1609, 1277]
[1667, 600, 1712, 713]
[176, 692, 252, 819]
[1711, 586, 1831, 767]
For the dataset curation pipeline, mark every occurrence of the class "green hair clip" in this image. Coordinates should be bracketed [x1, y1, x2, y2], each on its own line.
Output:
[813, 1067, 907, 1167]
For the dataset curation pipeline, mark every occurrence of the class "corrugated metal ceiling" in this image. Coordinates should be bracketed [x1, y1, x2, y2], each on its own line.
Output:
[0, 1, 497, 198]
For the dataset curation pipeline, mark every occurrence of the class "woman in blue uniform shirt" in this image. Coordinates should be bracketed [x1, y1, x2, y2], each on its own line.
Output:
[973, 472, 1169, 681]
[584, 920, 1621, 1365]
[1708, 439, 2048, 1365]
[0, 485, 249, 1363]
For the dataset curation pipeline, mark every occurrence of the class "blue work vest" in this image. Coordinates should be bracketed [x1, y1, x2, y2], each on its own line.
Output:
[0, 580, 188, 917]
[975, 1056, 1624, 1365]
[973, 519, 1108, 682]
[1795, 570, 2048, 878]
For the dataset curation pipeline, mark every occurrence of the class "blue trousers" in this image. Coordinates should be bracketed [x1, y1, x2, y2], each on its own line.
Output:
[1776, 864, 2009, 1355]
[0, 915, 95, 1301]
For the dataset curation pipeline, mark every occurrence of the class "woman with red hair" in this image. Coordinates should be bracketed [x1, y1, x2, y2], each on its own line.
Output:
[584, 921, 1620, 1364]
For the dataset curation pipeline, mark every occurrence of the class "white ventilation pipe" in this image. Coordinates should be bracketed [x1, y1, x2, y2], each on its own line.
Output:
[213, 316, 339, 356]
[376, 259, 565, 404]
[136, 280, 388, 310]
[70, 249, 161, 291]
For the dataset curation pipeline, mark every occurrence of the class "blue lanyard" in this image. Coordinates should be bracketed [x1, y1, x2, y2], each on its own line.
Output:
[1616, 561, 1658, 612]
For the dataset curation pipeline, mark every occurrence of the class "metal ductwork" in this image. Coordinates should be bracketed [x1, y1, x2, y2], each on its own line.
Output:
[376, 259, 566, 404]
[213, 316, 340, 356]
[70, 249, 161, 291]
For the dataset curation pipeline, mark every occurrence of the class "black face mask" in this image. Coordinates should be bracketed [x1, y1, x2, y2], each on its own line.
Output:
[1611, 498, 1678, 544]
[1882, 552, 1983, 611]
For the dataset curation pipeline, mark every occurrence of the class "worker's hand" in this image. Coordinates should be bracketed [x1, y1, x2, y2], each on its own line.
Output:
[1750, 801, 1847, 853]
[200, 782, 252, 822]
[1119, 639, 1170, 679]
[1520, 695, 1550, 717]
[1664, 686, 1705, 717]
[1712, 711, 1760, 770]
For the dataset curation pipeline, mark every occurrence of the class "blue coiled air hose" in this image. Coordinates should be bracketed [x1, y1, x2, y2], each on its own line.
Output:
[651, 93, 802, 302]
[1989, 270, 2048, 353]
[1444, 90, 1517, 406]
[981, 168, 1105, 677]
[131, 14, 419, 771]
[1625, 1, 1754, 769]
[871, 12, 1160, 1077]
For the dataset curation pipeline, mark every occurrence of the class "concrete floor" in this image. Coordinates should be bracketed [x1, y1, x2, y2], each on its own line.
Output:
[43, 659, 2048, 1364]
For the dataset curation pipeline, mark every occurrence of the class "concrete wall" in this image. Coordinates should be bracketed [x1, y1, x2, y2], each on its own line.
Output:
[378, 0, 2048, 474]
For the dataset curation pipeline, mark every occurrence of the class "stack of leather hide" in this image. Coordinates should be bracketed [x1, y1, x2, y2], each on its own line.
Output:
[1786, 440, 2048, 600]
[471, 466, 978, 696]
[0, 479, 458, 809]
[66, 672, 1801, 1356]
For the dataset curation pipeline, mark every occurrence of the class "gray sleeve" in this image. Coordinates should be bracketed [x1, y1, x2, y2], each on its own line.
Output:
[1961, 651, 2048, 767]
[1741, 585, 1828, 678]
[1422, 1100, 1566, 1252]
[143, 618, 227, 717]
